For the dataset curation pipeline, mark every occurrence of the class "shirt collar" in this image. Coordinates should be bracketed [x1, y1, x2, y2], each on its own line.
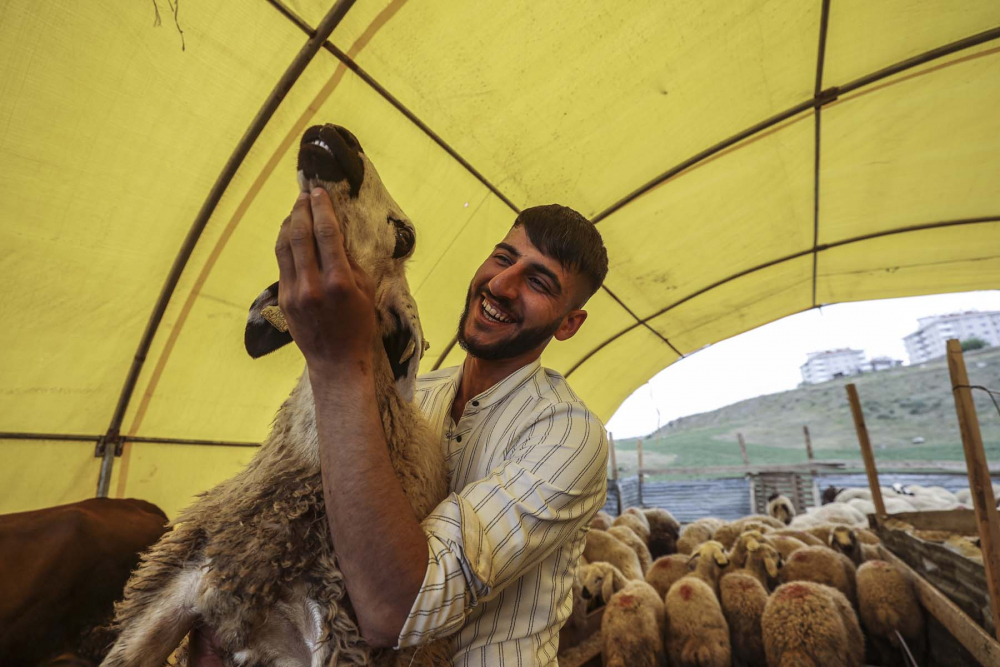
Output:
[440, 358, 543, 415]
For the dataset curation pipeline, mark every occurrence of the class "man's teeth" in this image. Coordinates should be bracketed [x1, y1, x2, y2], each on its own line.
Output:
[482, 298, 513, 323]
[310, 139, 333, 153]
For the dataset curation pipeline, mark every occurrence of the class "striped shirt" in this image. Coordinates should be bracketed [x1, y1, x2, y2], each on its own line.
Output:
[396, 359, 608, 665]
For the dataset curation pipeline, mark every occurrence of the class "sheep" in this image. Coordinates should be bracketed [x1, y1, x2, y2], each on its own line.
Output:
[677, 520, 715, 555]
[789, 502, 866, 529]
[737, 537, 783, 591]
[766, 493, 796, 525]
[642, 507, 680, 558]
[719, 573, 768, 667]
[607, 525, 653, 574]
[828, 525, 865, 567]
[645, 554, 689, 599]
[762, 582, 864, 667]
[713, 517, 779, 550]
[590, 510, 614, 531]
[770, 528, 825, 547]
[779, 545, 857, 606]
[846, 497, 917, 515]
[856, 560, 926, 667]
[601, 581, 665, 667]
[583, 529, 644, 580]
[580, 561, 629, 606]
[687, 540, 730, 597]
[769, 534, 807, 561]
[613, 509, 651, 544]
[101, 124, 451, 667]
[664, 577, 731, 667]
[567, 566, 589, 633]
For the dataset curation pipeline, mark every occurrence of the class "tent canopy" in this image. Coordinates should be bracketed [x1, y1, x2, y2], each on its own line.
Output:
[2, 0, 999, 518]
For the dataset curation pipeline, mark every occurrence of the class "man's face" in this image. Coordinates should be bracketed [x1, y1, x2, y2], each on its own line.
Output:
[457, 226, 588, 361]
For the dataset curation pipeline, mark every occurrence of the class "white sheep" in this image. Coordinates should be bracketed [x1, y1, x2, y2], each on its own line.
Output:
[762, 582, 865, 667]
[645, 554, 689, 599]
[583, 529, 644, 580]
[779, 545, 857, 606]
[608, 525, 653, 574]
[719, 573, 768, 667]
[580, 561, 628, 606]
[613, 507, 651, 544]
[601, 581, 665, 667]
[766, 493, 796, 525]
[856, 560, 926, 667]
[664, 576, 731, 667]
[102, 124, 450, 667]
[789, 502, 866, 529]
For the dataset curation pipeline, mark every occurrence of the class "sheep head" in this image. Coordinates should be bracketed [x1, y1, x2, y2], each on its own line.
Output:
[688, 540, 729, 575]
[580, 562, 627, 605]
[245, 124, 426, 401]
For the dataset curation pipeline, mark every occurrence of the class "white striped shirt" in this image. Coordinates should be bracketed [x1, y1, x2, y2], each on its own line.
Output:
[396, 359, 608, 665]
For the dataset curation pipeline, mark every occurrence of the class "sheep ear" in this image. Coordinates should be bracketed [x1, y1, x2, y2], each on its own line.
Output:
[602, 575, 617, 603]
[714, 550, 730, 567]
[746, 538, 760, 552]
[765, 555, 780, 579]
[245, 281, 294, 358]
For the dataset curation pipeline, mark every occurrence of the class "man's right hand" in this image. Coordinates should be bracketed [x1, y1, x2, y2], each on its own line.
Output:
[187, 625, 225, 667]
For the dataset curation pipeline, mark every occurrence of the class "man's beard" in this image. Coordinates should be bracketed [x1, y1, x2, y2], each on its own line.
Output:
[457, 287, 563, 361]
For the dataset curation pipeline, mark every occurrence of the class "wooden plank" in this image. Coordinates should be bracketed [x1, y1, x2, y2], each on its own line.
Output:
[804, 425, 821, 507]
[641, 461, 845, 476]
[608, 433, 619, 482]
[737, 432, 750, 466]
[946, 339, 1000, 642]
[879, 546, 1000, 666]
[803, 425, 815, 460]
[846, 383, 888, 523]
[891, 509, 980, 535]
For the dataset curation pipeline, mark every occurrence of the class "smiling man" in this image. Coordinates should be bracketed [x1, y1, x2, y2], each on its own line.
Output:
[194, 194, 610, 666]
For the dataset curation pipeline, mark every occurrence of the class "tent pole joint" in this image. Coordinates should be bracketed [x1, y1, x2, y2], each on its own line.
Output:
[815, 86, 840, 108]
[94, 431, 123, 458]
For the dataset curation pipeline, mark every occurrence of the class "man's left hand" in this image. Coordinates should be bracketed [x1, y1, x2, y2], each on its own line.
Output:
[275, 187, 376, 371]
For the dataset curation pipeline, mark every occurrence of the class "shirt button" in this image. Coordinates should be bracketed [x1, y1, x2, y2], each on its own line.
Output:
[456, 435, 463, 443]
[472, 400, 479, 407]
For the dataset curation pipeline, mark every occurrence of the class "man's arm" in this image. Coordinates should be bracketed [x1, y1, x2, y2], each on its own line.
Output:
[276, 188, 427, 646]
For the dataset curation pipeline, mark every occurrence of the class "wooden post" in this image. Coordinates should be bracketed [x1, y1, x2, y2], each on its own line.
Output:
[737, 432, 750, 466]
[946, 339, 1000, 642]
[609, 433, 622, 516]
[845, 384, 888, 524]
[637, 438, 644, 508]
[804, 425, 820, 507]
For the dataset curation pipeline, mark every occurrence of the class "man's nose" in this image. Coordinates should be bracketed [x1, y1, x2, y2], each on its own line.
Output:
[487, 265, 520, 301]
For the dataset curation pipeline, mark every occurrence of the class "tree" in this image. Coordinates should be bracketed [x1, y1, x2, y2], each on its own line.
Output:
[961, 337, 989, 352]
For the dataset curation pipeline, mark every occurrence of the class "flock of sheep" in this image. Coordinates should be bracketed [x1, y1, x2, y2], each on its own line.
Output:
[563, 485, 960, 667]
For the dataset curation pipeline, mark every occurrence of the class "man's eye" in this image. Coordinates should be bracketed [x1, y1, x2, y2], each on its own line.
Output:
[494, 254, 511, 265]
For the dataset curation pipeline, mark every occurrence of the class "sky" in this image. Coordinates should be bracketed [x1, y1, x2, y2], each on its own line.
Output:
[605, 290, 1000, 439]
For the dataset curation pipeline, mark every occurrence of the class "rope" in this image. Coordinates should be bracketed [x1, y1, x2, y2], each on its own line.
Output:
[952, 383, 1000, 419]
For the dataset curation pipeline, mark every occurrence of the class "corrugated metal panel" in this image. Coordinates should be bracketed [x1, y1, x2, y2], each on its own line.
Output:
[604, 476, 752, 523]
[603, 472, 1000, 524]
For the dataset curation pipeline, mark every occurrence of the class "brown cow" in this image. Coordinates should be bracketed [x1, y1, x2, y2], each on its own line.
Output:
[0, 498, 168, 666]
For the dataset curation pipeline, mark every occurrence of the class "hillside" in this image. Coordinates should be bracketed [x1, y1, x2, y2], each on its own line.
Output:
[613, 346, 1000, 480]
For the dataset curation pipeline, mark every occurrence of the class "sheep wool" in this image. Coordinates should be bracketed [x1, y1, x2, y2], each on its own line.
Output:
[645, 554, 689, 600]
[664, 577, 731, 667]
[766, 494, 796, 525]
[719, 573, 768, 667]
[642, 507, 680, 558]
[608, 525, 653, 574]
[762, 582, 864, 667]
[614, 509, 651, 544]
[583, 529, 644, 580]
[590, 510, 614, 531]
[770, 528, 825, 547]
[769, 534, 807, 561]
[687, 540, 731, 597]
[856, 560, 926, 667]
[780, 546, 857, 606]
[677, 520, 715, 555]
[580, 561, 629, 606]
[601, 581, 665, 667]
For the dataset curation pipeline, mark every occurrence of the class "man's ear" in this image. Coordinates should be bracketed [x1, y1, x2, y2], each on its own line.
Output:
[553, 309, 588, 342]
[245, 281, 294, 358]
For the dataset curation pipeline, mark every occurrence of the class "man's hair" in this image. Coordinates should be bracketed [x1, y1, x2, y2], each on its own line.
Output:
[513, 204, 608, 306]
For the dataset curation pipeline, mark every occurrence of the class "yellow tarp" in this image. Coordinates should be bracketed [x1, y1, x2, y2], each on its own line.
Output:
[2, 1, 998, 518]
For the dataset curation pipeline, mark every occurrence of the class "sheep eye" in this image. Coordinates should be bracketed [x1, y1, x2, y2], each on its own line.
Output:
[389, 216, 414, 258]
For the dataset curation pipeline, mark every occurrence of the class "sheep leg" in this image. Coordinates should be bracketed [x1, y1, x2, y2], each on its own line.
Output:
[100, 566, 203, 667]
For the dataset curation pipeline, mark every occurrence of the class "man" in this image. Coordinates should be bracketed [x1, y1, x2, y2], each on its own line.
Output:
[193, 189, 609, 665]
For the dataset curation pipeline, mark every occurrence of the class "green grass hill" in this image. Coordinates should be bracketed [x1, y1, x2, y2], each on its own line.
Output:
[612, 346, 1000, 481]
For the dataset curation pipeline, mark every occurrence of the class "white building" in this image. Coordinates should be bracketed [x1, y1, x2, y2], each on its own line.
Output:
[801, 348, 866, 385]
[903, 310, 1000, 364]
